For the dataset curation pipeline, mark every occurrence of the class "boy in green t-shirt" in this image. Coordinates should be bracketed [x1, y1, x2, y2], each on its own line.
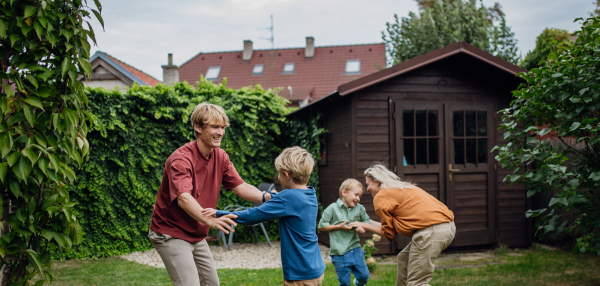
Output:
[318, 179, 371, 286]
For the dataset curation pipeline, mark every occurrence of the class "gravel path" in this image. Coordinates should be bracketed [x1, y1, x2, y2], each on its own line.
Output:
[121, 242, 331, 269]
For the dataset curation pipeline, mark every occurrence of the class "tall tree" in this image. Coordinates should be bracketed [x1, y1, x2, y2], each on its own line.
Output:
[520, 28, 573, 70]
[0, 0, 102, 285]
[382, 0, 519, 66]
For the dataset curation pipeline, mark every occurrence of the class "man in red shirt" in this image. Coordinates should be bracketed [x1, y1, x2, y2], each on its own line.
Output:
[149, 103, 273, 286]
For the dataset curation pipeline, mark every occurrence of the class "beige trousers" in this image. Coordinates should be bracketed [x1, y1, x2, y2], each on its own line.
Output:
[397, 221, 456, 286]
[149, 230, 220, 286]
[284, 273, 324, 286]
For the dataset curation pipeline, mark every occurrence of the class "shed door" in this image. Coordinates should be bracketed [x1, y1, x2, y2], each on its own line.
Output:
[394, 101, 496, 250]
[444, 103, 496, 247]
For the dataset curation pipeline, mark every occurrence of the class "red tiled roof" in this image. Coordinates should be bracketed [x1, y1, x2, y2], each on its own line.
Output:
[179, 43, 386, 101]
[106, 55, 161, 87]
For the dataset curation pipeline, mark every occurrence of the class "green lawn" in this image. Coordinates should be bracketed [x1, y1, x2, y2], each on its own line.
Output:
[43, 247, 600, 286]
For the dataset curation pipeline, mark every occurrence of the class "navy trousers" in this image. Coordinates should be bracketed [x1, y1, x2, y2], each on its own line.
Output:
[331, 247, 370, 286]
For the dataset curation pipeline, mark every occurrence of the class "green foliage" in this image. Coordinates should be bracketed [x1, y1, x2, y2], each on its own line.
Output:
[494, 16, 600, 255]
[520, 28, 573, 70]
[382, 0, 519, 66]
[63, 79, 323, 259]
[0, 0, 102, 284]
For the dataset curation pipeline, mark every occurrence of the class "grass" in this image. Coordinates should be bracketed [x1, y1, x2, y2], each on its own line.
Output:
[41, 247, 600, 286]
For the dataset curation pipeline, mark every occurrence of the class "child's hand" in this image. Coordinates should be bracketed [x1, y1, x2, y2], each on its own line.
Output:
[201, 208, 217, 217]
[336, 220, 352, 231]
[355, 226, 366, 234]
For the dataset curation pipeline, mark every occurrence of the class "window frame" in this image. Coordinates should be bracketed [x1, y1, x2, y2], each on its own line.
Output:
[345, 59, 361, 74]
[205, 66, 221, 80]
[252, 64, 264, 75]
[282, 63, 295, 74]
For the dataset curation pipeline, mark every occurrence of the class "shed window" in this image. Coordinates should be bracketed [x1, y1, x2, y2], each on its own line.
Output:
[205, 66, 221, 79]
[453, 111, 488, 165]
[345, 60, 361, 73]
[403, 110, 439, 166]
[283, 63, 295, 73]
[252, 64, 264, 75]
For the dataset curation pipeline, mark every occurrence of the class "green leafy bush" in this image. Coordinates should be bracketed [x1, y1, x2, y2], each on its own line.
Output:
[62, 79, 324, 259]
[494, 17, 600, 255]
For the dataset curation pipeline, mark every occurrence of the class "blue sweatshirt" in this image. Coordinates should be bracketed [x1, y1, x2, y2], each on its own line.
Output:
[216, 186, 325, 281]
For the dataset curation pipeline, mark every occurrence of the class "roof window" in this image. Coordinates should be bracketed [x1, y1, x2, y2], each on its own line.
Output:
[205, 66, 221, 79]
[345, 60, 361, 74]
[252, 64, 264, 75]
[283, 63, 295, 73]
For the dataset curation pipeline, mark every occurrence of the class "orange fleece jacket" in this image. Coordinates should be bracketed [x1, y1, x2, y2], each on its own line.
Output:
[373, 187, 454, 240]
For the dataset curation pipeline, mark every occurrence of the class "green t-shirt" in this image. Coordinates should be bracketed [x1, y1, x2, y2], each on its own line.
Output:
[318, 199, 371, 256]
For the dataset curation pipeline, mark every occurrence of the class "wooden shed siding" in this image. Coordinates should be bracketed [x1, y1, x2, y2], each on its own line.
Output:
[317, 98, 352, 246]
[495, 102, 528, 247]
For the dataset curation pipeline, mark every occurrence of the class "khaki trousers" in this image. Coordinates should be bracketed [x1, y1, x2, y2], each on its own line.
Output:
[397, 221, 456, 286]
[149, 230, 220, 286]
[284, 273, 324, 286]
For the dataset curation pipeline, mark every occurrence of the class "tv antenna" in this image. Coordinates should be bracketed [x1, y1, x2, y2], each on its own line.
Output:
[258, 14, 274, 52]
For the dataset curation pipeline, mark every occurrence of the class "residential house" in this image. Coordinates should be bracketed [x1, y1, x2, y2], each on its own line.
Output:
[83, 51, 161, 89]
[171, 37, 386, 107]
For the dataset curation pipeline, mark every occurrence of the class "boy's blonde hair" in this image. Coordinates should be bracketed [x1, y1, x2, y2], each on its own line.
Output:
[190, 103, 230, 138]
[364, 164, 414, 190]
[274, 146, 315, 185]
[338, 178, 364, 197]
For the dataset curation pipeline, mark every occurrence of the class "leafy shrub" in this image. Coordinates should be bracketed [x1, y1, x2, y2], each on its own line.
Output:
[494, 16, 600, 255]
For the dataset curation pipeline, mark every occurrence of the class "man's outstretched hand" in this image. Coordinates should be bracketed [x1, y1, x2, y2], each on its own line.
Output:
[206, 214, 238, 234]
[201, 208, 217, 217]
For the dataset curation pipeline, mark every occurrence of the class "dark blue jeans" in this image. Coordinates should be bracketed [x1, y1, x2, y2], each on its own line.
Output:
[331, 247, 370, 286]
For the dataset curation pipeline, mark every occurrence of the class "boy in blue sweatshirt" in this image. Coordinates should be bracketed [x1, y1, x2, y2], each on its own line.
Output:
[211, 146, 326, 285]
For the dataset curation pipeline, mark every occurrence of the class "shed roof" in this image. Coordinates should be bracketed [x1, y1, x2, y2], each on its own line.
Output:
[89, 51, 161, 86]
[289, 41, 526, 116]
[179, 43, 386, 102]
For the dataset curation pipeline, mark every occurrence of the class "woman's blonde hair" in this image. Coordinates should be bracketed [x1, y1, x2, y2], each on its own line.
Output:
[274, 146, 315, 185]
[363, 164, 414, 190]
[338, 178, 364, 197]
[190, 103, 230, 138]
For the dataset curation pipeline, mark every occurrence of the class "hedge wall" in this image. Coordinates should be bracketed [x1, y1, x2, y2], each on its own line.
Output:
[61, 79, 324, 259]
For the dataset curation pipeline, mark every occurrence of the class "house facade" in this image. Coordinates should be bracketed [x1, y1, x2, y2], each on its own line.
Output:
[82, 51, 161, 89]
[175, 37, 386, 107]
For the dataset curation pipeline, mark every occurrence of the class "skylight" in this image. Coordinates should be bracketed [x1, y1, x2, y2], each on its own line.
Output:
[283, 63, 295, 73]
[205, 66, 221, 79]
[345, 60, 361, 74]
[252, 64, 264, 75]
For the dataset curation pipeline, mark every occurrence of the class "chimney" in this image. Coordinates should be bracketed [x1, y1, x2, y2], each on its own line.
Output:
[243, 40, 253, 61]
[162, 53, 179, 85]
[305, 36, 315, 58]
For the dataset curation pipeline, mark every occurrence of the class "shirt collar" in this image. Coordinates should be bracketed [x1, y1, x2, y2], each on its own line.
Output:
[337, 198, 352, 209]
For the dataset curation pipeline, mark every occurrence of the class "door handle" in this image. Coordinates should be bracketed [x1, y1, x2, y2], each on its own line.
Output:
[449, 164, 460, 181]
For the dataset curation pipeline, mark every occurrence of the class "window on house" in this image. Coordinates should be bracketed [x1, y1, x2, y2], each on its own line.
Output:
[345, 60, 361, 74]
[252, 64, 264, 75]
[205, 66, 221, 79]
[283, 63, 295, 73]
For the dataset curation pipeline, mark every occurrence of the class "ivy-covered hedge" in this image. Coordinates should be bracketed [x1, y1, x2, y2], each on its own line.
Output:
[61, 79, 323, 259]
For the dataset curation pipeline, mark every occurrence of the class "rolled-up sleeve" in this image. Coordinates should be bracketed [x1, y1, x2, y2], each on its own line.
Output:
[317, 206, 333, 229]
[374, 196, 397, 241]
[169, 159, 193, 202]
[222, 155, 244, 190]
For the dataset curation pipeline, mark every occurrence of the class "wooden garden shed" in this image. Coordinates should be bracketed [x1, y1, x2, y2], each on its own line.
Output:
[290, 41, 532, 254]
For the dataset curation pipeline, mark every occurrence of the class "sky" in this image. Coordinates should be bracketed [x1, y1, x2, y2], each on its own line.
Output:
[87, 0, 596, 81]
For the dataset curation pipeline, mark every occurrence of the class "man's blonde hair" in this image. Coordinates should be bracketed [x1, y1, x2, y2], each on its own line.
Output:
[364, 164, 414, 190]
[338, 178, 364, 197]
[274, 146, 315, 185]
[190, 103, 230, 138]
